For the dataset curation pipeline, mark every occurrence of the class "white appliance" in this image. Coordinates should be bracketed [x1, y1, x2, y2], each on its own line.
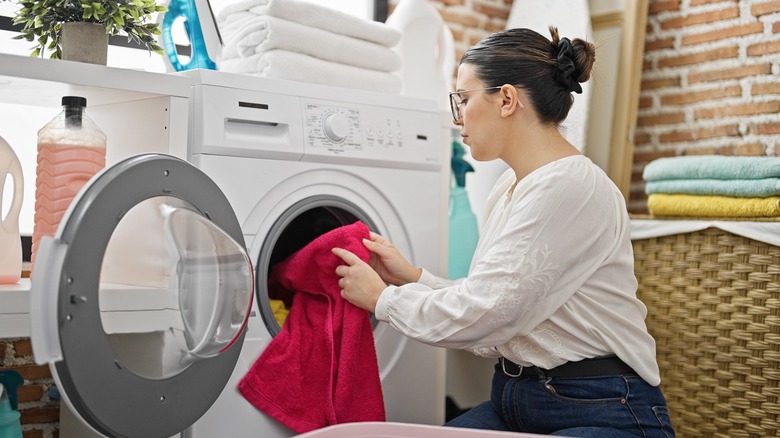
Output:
[183, 70, 449, 437]
[34, 70, 450, 437]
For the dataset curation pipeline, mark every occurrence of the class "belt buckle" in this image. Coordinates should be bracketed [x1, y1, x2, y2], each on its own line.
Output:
[501, 358, 522, 378]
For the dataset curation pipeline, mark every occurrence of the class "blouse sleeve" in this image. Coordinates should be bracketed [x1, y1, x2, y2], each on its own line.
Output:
[373, 162, 622, 350]
[418, 268, 461, 289]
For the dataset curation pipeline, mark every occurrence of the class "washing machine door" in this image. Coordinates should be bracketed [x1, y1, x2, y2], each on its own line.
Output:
[29, 154, 253, 438]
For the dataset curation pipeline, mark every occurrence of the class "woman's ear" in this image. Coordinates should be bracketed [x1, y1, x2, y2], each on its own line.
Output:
[499, 85, 524, 118]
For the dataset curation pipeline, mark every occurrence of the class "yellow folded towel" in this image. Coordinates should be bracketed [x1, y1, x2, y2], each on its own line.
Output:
[269, 298, 290, 327]
[648, 194, 780, 217]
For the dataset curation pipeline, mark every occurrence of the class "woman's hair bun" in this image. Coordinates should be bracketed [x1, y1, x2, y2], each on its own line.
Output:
[549, 26, 595, 94]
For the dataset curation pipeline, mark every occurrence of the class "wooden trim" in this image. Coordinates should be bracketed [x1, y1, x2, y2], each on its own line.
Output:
[591, 11, 623, 29]
[606, 0, 649, 200]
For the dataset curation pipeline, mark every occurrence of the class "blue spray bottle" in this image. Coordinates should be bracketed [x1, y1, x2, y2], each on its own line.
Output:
[448, 140, 479, 279]
[161, 0, 222, 71]
[0, 370, 23, 438]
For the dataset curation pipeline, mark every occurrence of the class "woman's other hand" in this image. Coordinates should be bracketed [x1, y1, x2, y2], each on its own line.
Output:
[363, 232, 422, 285]
[332, 247, 387, 312]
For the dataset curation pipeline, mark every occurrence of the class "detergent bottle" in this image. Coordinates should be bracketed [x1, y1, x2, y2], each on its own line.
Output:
[0, 369, 23, 438]
[386, 0, 455, 109]
[448, 140, 479, 279]
[0, 135, 23, 284]
[161, 0, 221, 71]
[31, 96, 106, 271]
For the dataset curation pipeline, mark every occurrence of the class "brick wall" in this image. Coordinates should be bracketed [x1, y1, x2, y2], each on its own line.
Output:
[396, 0, 780, 214]
[1, 338, 59, 438]
[432, 0, 512, 61]
[630, 0, 780, 213]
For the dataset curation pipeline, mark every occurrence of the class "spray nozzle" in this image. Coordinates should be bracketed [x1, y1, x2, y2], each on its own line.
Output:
[451, 140, 474, 188]
[0, 370, 23, 411]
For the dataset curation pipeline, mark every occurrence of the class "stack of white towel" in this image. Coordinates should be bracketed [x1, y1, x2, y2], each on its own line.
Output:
[217, 0, 403, 93]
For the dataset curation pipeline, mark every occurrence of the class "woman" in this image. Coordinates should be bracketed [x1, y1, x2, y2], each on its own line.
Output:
[332, 27, 675, 437]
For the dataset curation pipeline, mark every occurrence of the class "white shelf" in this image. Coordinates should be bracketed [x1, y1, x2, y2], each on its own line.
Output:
[0, 279, 184, 337]
[0, 53, 192, 108]
[0, 279, 31, 337]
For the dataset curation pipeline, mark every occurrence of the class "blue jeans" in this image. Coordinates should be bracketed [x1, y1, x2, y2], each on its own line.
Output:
[445, 363, 675, 437]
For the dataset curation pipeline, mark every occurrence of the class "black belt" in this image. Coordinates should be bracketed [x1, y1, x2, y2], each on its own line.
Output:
[499, 355, 637, 378]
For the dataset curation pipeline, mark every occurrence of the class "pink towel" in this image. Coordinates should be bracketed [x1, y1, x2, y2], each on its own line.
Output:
[239, 221, 385, 433]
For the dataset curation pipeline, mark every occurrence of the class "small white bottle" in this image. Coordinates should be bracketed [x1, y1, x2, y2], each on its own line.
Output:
[0, 135, 23, 284]
[387, 0, 455, 109]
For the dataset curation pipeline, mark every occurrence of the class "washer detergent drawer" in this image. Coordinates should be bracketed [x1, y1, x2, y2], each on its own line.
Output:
[192, 85, 305, 159]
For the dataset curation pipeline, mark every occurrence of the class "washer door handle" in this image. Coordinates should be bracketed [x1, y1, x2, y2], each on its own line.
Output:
[30, 236, 68, 365]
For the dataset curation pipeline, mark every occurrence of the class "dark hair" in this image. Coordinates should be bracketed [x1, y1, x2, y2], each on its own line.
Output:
[459, 26, 595, 125]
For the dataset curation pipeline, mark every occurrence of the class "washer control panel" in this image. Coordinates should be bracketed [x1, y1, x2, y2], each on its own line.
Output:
[302, 98, 442, 169]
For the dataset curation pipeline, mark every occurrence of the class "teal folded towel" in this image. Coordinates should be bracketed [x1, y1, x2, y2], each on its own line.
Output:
[645, 178, 780, 197]
[643, 156, 780, 181]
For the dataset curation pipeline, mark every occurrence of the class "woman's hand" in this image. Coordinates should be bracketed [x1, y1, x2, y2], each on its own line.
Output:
[332, 247, 387, 312]
[363, 232, 422, 285]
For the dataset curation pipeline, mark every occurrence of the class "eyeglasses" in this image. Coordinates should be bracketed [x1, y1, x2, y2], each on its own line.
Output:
[448, 86, 502, 122]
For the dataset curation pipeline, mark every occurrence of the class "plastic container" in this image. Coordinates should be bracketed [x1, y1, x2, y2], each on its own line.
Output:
[295, 421, 542, 437]
[31, 96, 106, 270]
[0, 370, 23, 438]
[161, 0, 221, 71]
[386, 0, 454, 109]
[448, 140, 478, 279]
[0, 136, 23, 284]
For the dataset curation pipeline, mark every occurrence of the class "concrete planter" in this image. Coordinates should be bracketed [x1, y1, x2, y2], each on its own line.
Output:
[61, 22, 109, 65]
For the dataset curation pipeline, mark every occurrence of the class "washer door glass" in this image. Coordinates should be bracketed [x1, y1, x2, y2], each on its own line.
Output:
[100, 195, 253, 379]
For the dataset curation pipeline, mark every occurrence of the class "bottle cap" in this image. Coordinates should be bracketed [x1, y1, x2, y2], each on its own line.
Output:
[451, 140, 474, 188]
[0, 370, 23, 410]
[62, 96, 87, 108]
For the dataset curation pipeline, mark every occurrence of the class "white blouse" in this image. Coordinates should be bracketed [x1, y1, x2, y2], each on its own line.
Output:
[374, 155, 661, 386]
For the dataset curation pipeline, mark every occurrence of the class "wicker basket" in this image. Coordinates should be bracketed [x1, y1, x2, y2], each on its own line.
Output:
[633, 227, 780, 438]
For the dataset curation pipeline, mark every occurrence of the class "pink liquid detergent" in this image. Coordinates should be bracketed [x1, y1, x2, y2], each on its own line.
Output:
[30, 96, 106, 273]
[31, 143, 105, 268]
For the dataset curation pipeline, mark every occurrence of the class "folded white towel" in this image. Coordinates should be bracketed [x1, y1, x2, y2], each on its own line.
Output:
[219, 50, 402, 93]
[219, 14, 401, 72]
[217, 0, 402, 47]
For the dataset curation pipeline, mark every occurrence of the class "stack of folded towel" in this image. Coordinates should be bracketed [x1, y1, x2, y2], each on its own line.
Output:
[216, 0, 403, 93]
[643, 155, 780, 218]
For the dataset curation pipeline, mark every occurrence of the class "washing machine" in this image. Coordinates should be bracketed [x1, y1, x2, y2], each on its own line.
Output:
[30, 71, 449, 437]
[181, 70, 450, 437]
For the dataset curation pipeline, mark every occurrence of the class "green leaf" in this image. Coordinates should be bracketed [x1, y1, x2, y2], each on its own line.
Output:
[11, 0, 165, 57]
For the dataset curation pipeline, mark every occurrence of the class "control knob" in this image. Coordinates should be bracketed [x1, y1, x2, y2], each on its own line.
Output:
[323, 113, 349, 142]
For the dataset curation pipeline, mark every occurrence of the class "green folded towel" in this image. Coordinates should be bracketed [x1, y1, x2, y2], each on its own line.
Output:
[645, 178, 780, 198]
[643, 156, 780, 181]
